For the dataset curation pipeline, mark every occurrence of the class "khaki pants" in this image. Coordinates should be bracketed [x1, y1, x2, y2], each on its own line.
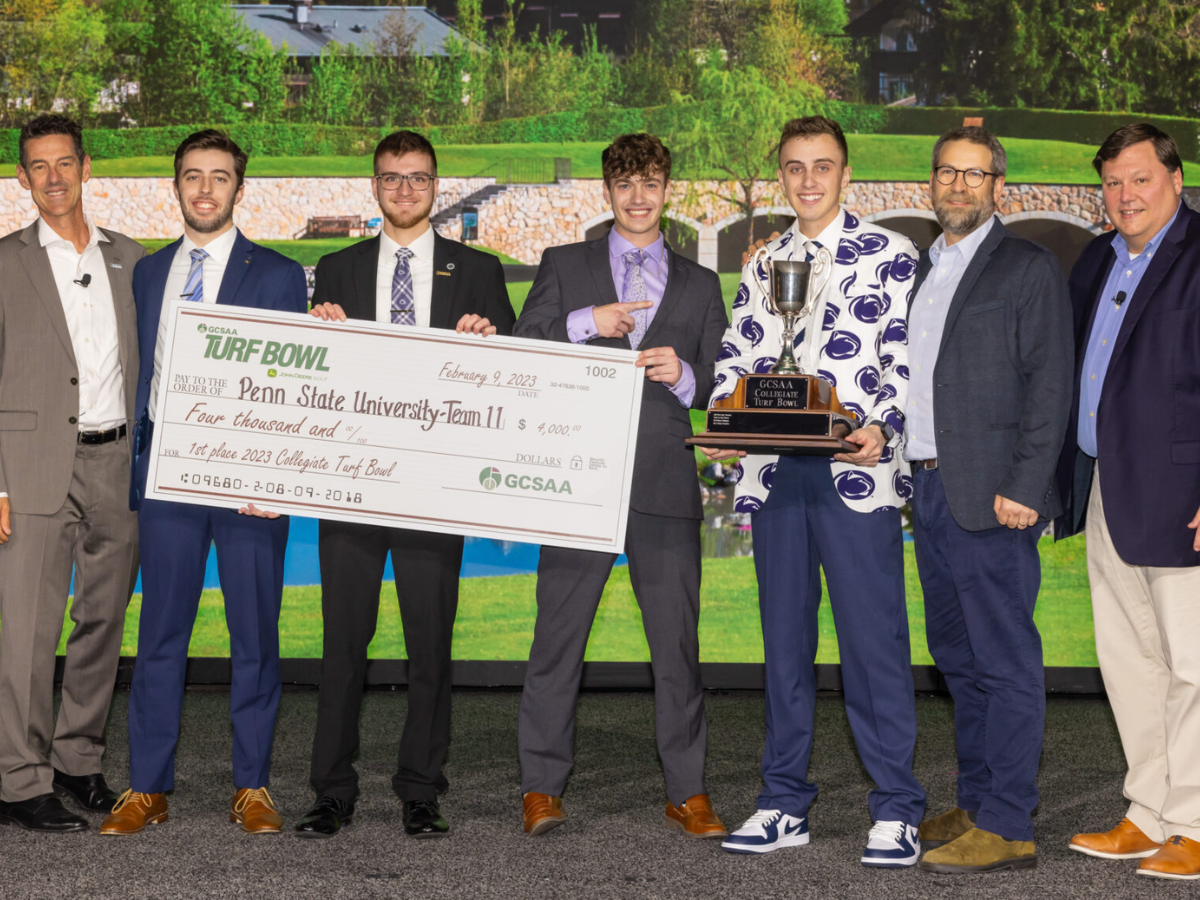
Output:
[1087, 466, 1200, 841]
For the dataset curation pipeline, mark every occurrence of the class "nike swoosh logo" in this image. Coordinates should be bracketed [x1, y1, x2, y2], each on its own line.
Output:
[784, 821, 805, 836]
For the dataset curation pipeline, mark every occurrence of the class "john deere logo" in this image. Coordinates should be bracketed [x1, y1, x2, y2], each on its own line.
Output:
[197, 324, 208, 333]
[479, 467, 501, 490]
[267, 368, 278, 378]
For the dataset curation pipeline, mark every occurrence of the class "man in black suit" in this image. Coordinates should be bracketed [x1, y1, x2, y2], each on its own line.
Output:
[296, 131, 514, 839]
[514, 133, 729, 839]
[1057, 125, 1200, 880]
[901, 127, 1073, 874]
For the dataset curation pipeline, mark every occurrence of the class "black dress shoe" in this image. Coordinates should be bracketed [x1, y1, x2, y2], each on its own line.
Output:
[52, 769, 119, 813]
[402, 800, 449, 838]
[0, 793, 88, 833]
[294, 796, 354, 839]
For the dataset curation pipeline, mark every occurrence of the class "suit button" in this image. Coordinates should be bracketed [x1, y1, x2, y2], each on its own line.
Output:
[69, 416, 77, 424]
[70, 377, 78, 385]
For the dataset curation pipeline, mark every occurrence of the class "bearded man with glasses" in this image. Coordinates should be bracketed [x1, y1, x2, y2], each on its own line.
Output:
[904, 126, 1074, 874]
[296, 130, 515, 839]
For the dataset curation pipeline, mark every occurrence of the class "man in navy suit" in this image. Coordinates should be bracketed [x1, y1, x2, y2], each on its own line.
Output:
[100, 130, 308, 836]
[1056, 124, 1200, 880]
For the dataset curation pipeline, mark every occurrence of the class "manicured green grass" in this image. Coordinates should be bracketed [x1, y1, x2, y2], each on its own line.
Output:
[137, 237, 525, 267]
[76, 534, 1096, 666]
[10, 136, 1195, 184]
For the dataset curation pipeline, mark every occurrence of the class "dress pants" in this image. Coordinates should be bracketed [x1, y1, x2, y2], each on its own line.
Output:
[752, 455, 924, 826]
[128, 498, 288, 793]
[0, 438, 137, 802]
[310, 520, 463, 804]
[1086, 465, 1200, 842]
[912, 466, 1043, 842]
[519, 509, 707, 806]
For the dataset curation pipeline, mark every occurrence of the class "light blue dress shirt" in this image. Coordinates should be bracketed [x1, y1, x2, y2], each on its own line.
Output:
[565, 229, 695, 406]
[1077, 202, 1182, 458]
[904, 216, 997, 461]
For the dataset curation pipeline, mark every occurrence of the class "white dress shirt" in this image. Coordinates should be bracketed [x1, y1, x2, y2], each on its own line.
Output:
[40, 216, 125, 432]
[376, 225, 434, 326]
[149, 227, 239, 420]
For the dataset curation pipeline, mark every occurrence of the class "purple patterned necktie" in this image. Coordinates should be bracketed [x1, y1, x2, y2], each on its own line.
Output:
[391, 247, 415, 325]
[622, 249, 648, 349]
[182, 248, 208, 302]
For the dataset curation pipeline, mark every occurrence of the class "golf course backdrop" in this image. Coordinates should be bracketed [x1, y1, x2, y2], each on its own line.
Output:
[12, 0, 1200, 668]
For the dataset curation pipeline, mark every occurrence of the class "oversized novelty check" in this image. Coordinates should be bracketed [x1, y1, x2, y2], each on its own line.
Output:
[144, 302, 645, 552]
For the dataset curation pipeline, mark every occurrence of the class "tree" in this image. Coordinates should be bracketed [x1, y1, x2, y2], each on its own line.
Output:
[669, 56, 825, 247]
[747, 0, 857, 99]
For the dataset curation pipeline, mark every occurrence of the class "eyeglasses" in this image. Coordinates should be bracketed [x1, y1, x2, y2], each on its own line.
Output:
[934, 166, 999, 188]
[375, 173, 434, 191]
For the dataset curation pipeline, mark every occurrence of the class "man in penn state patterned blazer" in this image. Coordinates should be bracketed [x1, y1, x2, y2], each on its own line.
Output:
[100, 130, 308, 836]
[515, 133, 729, 839]
[705, 116, 925, 866]
[297, 130, 514, 840]
[1057, 124, 1200, 881]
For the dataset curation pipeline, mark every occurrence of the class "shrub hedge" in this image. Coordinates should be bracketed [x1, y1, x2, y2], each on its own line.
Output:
[1, 105, 1194, 165]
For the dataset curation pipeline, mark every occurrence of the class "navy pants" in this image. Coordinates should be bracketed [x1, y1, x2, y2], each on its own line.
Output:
[912, 467, 1044, 842]
[129, 499, 289, 793]
[752, 456, 925, 826]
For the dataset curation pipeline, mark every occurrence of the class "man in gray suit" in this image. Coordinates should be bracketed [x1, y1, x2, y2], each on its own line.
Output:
[0, 115, 143, 832]
[515, 133, 728, 838]
[904, 127, 1073, 873]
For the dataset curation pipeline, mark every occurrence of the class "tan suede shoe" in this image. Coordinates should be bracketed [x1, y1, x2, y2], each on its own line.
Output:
[522, 792, 565, 836]
[1138, 835, 1200, 880]
[231, 787, 282, 834]
[664, 794, 728, 839]
[918, 807, 976, 849]
[919, 827, 1036, 874]
[1071, 817, 1162, 860]
[99, 790, 168, 835]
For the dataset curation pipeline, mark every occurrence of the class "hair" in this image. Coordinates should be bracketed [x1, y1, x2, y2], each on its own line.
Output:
[777, 116, 849, 167]
[601, 133, 672, 184]
[374, 130, 438, 175]
[931, 126, 1008, 177]
[173, 129, 248, 188]
[1092, 123, 1183, 177]
[18, 114, 85, 169]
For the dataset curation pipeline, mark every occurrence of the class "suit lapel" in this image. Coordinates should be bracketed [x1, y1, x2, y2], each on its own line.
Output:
[640, 246, 685, 350]
[936, 218, 1006, 358]
[215, 229, 254, 306]
[18, 225, 78, 367]
[1074, 246, 1115, 382]
[587, 235, 626, 347]
[430, 233, 456, 330]
[353, 237, 379, 321]
[98, 232, 136, 415]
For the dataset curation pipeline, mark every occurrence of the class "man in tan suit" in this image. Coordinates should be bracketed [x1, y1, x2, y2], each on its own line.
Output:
[0, 115, 143, 832]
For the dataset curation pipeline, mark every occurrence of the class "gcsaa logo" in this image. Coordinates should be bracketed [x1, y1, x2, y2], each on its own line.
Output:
[197, 324, 208, 333]
[477, 465, 572, 495]
[479, 467, 501, 490]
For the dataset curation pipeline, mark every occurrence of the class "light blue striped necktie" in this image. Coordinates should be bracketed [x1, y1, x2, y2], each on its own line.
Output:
[391, 247, 416, 325]
[622, 249, 648, 349]
[182, 248, 208, 302]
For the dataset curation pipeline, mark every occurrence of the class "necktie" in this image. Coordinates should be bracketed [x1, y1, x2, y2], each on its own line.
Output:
[391, 247, 416, 325]
[182, 248, 208, 302]
[622, 249, 648, 349]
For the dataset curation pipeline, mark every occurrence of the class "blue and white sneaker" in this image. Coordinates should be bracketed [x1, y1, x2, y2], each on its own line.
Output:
[861, 820, 920, 867]
[721, 809, 809, 854]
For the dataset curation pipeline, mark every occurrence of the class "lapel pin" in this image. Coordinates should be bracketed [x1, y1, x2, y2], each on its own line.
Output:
[436, 270, 452, 277]
[446, 262, 455, 270]
[110, 263, 122, 269]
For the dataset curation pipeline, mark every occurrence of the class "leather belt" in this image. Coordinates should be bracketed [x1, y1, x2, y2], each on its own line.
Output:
[78, 424, 127, 445]
[915, 458, 938, 470]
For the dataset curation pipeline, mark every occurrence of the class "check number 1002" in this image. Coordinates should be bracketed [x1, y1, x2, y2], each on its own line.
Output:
[586, 366, 616, 379]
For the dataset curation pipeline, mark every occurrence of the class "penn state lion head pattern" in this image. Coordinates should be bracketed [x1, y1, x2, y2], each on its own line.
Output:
[711, 210, 917, 514]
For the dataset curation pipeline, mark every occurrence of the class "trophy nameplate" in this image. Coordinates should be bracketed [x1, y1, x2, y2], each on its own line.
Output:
[687, 248, 858, 456]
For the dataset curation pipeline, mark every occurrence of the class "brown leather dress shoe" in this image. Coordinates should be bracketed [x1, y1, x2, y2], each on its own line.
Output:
[918, 807, 976, 850]
[231, 787, 282, 834]
[522, 792, 565, 836]
[1071, 817, 1162, 860]
[665, 794, 728, 839]
[99, 790, 168, 835]
[1138, 835, 1200, 880]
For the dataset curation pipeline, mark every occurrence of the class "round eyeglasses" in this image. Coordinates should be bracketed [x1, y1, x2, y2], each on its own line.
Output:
[375, 173, 434, 191]
[934, 166, 998, 188]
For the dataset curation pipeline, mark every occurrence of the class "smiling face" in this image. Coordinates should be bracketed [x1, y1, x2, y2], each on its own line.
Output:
[173, 148, 243, 240]
[930, 139, 1004, 243]
[1100, 140, 1184, 254]
[17, 133, 90, 227]
[777, 134, 851, 238]
[603, 170, 668, 247]
[373, 150, 438, 235]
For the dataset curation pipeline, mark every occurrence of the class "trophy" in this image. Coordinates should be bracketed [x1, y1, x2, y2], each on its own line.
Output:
[687, 246, 860, 455]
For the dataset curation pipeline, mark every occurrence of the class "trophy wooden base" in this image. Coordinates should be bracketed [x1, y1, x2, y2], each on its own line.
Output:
[686, 432, 853, 456]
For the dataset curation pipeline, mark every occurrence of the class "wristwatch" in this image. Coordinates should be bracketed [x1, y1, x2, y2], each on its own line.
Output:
[867, 418, 896, 443]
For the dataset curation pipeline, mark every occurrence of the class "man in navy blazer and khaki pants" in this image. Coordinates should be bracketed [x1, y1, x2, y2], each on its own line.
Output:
[101, 130, 308, 836]
[1058, 124, 1200, 880]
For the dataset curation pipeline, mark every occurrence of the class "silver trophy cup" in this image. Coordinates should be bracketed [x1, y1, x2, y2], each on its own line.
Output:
[751, 246, 833, 374]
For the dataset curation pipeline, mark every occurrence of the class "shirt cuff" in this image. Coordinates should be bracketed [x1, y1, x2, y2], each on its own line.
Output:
[668, 361, 696, 407]
[566, 307, 599, 344]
